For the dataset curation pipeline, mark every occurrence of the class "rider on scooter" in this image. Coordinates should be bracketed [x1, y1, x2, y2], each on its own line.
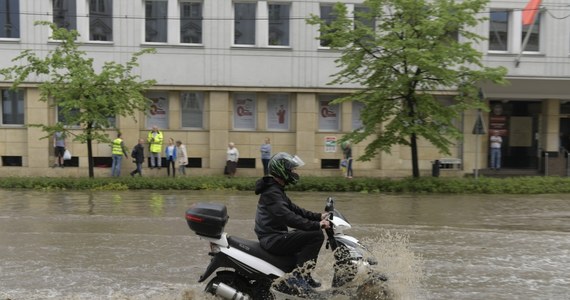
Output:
[254, 152, 331, 297]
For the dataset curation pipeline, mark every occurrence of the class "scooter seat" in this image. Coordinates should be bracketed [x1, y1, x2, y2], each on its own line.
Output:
[227, 236, 296, 273]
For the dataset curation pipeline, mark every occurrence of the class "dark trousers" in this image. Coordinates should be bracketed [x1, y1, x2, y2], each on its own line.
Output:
[226, 160, 237, 176]
[264, 230, 324, 271]
[346, 158, 353, 177]
[166, 158, 176, 176]
[262, 158, 270, 175]
[131, 162, 142, 176]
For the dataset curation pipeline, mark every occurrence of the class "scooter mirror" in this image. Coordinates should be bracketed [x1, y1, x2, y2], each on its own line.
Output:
[325, 196, 335, 212]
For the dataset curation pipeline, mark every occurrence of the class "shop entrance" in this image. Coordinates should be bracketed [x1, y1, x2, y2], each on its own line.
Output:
[488, 101, 540, 169]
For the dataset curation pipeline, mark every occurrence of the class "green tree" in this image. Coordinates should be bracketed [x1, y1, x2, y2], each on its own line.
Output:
[0, 22, 156, 178]
[308, 0, 507, 178]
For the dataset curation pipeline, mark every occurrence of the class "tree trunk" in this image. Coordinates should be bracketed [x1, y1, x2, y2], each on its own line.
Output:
[406, 94, 420, 178]
[410, 132, 420, 178]
[87, 123, 94, 178]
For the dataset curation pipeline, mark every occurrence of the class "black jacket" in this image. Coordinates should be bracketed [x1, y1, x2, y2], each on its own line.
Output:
[131, 144, 145, 163]
[254, 177, 321, 249]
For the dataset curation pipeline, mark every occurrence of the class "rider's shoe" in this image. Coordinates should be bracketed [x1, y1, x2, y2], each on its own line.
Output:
[275, 276, 318, 298]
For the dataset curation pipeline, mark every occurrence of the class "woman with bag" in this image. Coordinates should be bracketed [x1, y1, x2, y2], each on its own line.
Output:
[53, 131, 66, 168]
[226, 142, 239, 177]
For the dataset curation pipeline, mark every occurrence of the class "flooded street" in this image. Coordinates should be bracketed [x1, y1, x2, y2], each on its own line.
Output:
[0, 189, 569, 300]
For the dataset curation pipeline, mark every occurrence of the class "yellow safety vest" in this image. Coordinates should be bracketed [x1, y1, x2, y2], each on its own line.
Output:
[112, 138, 124, 155]
[147, 131, 163, 153]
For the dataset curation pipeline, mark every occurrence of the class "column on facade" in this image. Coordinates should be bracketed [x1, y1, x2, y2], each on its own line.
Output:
[461, 108, 485, 173]
[295, 93, 317, 168]
[209, 91, 230, 172]
[26, 88, 50, 173]
[542, 99, 560, 153]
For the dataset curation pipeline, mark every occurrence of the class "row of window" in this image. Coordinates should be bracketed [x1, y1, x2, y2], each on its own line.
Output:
[1, 1, 546, 53]
[489, 10, 541, 52]
[0, 0, 369, 48]
[0, 89, 365, 131]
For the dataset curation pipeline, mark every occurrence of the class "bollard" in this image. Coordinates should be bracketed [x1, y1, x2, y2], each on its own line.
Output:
[432, 160, 440, 177]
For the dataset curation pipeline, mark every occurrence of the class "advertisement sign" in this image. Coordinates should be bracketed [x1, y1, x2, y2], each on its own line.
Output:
[319, 96, 340, 131]
[234, 93, 256, 129]
[325, 136, 337, 153]
[489, 103, 508, 136]
[146, 91, 169, 129]
[267, 94, 289, 130]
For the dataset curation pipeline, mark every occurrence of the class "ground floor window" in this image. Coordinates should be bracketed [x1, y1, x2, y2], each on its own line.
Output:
[181, 92, 204, 128]
[1, 89, 24, 125]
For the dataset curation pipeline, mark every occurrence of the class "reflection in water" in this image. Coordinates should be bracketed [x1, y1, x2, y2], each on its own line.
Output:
[88, 193, 95, 215]
[150, 193, 165, 216]
[0, 190, 569, 300]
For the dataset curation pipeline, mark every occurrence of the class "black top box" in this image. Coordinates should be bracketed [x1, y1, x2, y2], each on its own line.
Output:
[186, 202, 229, 238]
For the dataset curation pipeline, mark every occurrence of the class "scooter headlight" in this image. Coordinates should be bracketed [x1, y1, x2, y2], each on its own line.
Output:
[344, 243, 364, 260]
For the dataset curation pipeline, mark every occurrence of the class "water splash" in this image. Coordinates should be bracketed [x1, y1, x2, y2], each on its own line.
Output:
[310, 229, 424, 300]
[364, 230, 424, 299]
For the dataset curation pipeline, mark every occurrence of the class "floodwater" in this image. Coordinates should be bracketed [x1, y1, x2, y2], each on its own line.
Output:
[0, 189, 569, 300]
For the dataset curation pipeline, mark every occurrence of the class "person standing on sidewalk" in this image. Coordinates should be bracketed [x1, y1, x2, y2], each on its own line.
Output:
[130, 138, 145, 177]
[111, 132, 129, 177]
[260, 137, 272, 176]
[53, 131, 66, 168]
[342, 142, 353, 178]
[165, 137, 177, 177]
[176, 140, 188, 176]
[147, 125, 164, 169]
[226, 142, 239, 177]
[490, 130, 503, 170]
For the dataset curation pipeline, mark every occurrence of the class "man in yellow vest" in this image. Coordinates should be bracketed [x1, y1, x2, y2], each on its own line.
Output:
[111, 132, 129, 177]
[147, 125, 164, 169]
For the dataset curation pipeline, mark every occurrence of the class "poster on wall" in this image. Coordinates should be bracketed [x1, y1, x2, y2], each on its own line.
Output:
[318, 96, 340, 131]
[146, 91, 169, 129]
[267, 94, 289, 130]
[234, 93, 256, 129]
[489, 102, 508, 136]
[181, 92, 204, 128]
[325, 136, 337, 153]
[352, 101, 365, 130]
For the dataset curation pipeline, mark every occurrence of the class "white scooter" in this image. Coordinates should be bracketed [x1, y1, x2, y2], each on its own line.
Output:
[185, 196, 390, 300]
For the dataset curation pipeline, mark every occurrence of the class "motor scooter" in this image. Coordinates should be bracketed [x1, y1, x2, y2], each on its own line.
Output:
[185, 196, 389, 300]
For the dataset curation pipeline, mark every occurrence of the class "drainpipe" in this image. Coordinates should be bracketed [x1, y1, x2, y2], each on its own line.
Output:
[566, 150, 570, 177]
[544, 151, 548, 176]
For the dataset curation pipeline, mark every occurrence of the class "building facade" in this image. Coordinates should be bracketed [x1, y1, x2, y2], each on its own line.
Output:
[1, 0, 569, 177]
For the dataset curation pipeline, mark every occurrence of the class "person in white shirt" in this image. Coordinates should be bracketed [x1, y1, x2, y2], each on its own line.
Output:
[490, 130, 503, 170]
[176, 140, 188, 176]
[226, 142, 239, 177]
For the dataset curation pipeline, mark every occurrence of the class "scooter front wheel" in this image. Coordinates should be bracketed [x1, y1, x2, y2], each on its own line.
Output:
[205, 271, 254, 300]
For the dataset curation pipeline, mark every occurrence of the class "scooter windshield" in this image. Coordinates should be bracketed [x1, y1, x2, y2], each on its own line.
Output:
[332, 209, 349, 223]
